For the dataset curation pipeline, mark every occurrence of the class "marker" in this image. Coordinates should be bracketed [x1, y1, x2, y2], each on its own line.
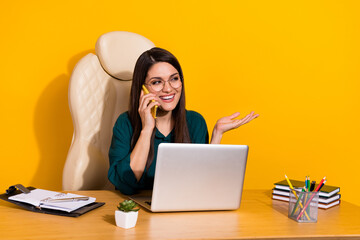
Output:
[310, 181, 316, 191]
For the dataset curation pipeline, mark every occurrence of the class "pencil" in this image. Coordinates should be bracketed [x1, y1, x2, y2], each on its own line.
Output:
[290, 186, 306, 216]
[305, 176, 310, 215]
[285, 175, 310, 220]
[296, 177, 326, 220]
[291, 176, 308, 216]
[307, 176, 311, 192]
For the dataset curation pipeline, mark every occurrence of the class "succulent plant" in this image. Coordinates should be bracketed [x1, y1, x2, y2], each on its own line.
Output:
[117, 200, 140, 212]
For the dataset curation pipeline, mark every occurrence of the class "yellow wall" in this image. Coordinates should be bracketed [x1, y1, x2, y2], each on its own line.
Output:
[1, 1, 359, 206]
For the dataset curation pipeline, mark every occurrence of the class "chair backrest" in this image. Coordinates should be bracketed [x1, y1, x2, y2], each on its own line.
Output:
[62, 31, 155, 190]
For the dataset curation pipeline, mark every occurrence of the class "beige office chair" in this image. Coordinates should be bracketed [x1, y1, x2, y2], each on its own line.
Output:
[62, 31, 155, 190]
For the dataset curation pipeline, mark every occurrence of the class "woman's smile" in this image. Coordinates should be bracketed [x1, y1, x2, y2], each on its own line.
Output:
[159, 94, 175, 102]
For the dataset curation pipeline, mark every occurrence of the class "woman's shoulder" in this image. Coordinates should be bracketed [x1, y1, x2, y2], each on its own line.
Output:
[186, 110, 204, 118]
[186, 110, 209, 143]
[114, 111, 132, 128]
[186, 110, 206, 124]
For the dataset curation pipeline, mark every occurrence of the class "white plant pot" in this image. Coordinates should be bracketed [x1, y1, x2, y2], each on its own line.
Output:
[115, 210, 138, 229]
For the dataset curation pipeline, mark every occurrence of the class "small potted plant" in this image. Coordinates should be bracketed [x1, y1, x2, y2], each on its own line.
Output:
[115, 199, 140, 229]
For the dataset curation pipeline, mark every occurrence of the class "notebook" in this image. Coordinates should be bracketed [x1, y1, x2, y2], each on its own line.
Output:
[0, 186, 105, 217]
[8, 189, 96, 212]
[130, 143, 248, 212]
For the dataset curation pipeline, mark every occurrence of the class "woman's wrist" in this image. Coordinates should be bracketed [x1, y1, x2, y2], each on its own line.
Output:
[140, 127, 154, 136]
[210, 128, 223, 144]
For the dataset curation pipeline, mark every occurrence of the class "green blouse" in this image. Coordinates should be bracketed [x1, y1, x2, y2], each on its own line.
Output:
[108, 110, 209, 195]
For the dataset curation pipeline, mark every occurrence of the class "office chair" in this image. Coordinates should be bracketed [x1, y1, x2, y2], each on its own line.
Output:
[62, 31, 155, 190]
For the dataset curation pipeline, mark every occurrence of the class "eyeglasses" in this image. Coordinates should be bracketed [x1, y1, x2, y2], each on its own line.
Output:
[145, 76, 182, 92]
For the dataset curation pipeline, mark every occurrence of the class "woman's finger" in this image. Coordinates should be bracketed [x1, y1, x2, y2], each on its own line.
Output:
[139, 92, 156, 111]
[228, 112, 241, 120]
[238, 112, 259, 126]
[146, 101, 159, 110]
[249, 114, 259, 122]
[240, 113, 253, 123]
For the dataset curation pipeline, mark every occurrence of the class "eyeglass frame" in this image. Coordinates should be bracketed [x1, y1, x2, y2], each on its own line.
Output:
[144, 75, 183, 92]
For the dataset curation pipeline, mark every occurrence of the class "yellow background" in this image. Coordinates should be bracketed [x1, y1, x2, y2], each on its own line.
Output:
[1, 1, 359, 206]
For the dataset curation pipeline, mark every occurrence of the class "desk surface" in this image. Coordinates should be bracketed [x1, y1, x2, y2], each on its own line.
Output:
[1, 189, 359, 240]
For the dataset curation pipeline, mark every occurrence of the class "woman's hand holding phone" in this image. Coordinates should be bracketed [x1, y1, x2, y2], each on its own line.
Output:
[142, 85, 158, 119]
[139, 86, 159, 131]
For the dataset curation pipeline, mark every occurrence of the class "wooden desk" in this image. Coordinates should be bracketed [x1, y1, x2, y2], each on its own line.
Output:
[1, 190, 359, 240]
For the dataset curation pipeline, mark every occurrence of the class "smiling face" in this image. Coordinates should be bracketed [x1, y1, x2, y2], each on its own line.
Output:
[145, 62, 182, 113]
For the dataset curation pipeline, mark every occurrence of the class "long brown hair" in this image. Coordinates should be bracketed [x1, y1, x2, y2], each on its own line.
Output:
[128, 47, 190, 169]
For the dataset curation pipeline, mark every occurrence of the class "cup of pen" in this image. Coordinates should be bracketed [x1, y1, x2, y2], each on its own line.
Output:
[288, 188, 319, 223]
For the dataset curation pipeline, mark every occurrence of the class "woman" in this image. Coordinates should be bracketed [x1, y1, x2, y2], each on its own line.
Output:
[108, 47, 258, 195]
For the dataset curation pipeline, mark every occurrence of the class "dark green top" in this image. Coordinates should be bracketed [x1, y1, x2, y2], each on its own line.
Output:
[108, 110, 209, 195]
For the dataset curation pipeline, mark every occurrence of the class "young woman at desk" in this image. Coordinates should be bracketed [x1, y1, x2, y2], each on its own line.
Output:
[108, 47, 259, 195]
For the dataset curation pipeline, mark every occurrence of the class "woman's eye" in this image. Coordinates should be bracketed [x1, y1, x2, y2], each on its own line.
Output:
[151, 80, 162, 85]
[171, 77, 179, 82]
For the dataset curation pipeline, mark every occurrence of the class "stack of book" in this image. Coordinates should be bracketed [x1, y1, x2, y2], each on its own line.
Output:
[272, 179, 340, 209]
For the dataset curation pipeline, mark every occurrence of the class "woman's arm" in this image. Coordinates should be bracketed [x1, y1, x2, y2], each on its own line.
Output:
[108, 114, 138, 195]
[129, 128, 153, 181]
[108, 91, 160, 194]
[210, 111, 259, 144]
[129, 90, 159, 181]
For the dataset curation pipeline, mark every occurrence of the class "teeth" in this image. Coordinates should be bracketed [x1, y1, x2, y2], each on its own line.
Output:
[160, 95, 174, 100]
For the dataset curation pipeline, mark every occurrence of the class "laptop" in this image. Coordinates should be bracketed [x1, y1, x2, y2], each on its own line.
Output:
[130, 143, 248, 212]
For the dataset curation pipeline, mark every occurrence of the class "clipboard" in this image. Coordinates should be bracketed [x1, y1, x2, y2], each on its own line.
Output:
[0, 185, 105, 217]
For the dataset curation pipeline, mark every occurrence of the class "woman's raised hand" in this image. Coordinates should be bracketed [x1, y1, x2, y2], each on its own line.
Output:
[216, 111, 259, 133]
[211, 111, 259, 144]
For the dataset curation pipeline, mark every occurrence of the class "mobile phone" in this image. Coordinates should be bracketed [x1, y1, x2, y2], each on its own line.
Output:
[142, 85, 158, 119]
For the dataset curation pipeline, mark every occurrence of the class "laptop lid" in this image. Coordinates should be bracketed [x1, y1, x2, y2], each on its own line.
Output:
[138, 143, 248, 212]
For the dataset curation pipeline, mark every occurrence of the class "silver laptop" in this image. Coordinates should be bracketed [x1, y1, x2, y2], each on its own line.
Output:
[130, 143, 248, 212]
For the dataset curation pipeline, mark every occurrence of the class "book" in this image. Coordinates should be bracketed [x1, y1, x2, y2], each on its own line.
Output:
[272, 189, 341, 204]
[272, 194, 341, 209]
[274, 179, 340, 198]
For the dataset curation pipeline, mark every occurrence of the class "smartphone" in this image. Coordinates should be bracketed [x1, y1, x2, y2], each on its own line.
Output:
[142, 85, 158, 119]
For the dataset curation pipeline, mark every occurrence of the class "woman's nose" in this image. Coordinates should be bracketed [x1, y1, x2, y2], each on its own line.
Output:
[162, 81, 172, 92]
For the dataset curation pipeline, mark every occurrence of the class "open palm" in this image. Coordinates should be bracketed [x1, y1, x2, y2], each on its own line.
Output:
[215, 111, 259, 134]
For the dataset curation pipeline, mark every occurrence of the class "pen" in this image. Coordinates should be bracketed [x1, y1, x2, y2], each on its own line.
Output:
[285, 174, 310, 220]
[44, 197, 89, 203]
[297, 177, 326, 220]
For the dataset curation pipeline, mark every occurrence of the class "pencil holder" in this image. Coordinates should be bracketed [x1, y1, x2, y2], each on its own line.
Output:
[288, 189, 319, 223]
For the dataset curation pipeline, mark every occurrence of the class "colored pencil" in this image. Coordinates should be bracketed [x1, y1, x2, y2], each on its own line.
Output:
[285, 175, 310, 220]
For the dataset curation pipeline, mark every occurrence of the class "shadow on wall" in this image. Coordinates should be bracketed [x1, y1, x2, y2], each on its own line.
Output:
[31, 50, 94, 190]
